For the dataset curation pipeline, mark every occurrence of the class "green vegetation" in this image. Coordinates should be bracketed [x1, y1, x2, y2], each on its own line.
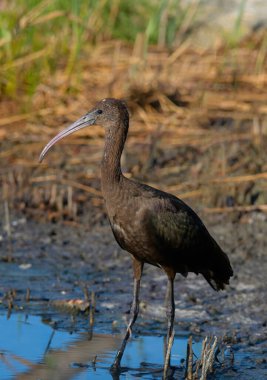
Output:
[0, 0, 196, 98]
[222, 0, 247, 47]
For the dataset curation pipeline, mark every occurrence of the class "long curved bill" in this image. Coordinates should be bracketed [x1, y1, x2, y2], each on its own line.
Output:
[39, 110, 98, 162]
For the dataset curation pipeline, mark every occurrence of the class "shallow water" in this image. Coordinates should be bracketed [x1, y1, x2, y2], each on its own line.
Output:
[0, 313, 266, 379]
[0, 313, 201, 380]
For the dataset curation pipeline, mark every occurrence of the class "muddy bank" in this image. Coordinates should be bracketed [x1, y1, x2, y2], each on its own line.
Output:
[0, 208, 266, 375]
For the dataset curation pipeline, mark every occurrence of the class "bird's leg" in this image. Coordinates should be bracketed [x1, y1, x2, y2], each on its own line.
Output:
[111, 258, 143, 371]
[163, 271, 175, 377]
[163, 284, 171, 358]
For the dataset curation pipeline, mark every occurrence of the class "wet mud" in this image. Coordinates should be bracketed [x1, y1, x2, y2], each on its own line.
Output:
[0, 209, 266, 379]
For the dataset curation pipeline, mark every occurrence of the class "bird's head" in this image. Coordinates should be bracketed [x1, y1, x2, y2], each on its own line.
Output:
[39, 98, 129, 162]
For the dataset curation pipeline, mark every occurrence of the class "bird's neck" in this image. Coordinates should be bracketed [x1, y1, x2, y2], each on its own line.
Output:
[101, 124, 127, 195]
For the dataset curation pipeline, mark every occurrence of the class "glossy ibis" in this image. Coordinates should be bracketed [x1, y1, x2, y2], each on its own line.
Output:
[39, 98, 233, 374]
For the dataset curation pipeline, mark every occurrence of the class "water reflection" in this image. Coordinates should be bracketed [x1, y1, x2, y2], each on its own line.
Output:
[0, 314, 200, 379]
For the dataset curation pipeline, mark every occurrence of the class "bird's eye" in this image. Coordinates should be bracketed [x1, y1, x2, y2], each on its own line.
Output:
[97, 110, 103, 114]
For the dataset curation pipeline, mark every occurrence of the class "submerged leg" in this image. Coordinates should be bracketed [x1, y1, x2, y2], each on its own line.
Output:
[163, 271, 175, 378]
[111, 258, 144, 370]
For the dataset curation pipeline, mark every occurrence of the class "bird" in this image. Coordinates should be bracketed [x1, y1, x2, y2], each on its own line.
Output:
[39, 98, 233, 375]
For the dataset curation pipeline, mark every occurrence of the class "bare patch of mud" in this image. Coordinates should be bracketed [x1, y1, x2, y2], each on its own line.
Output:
[0, 210, 267, 378]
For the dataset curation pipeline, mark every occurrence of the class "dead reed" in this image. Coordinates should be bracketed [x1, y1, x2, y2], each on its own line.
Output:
[185, 336, 220, 380]
[0, 30, 266, 224]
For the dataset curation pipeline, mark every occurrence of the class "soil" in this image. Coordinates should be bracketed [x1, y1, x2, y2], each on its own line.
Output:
[0, 205, 266, 377]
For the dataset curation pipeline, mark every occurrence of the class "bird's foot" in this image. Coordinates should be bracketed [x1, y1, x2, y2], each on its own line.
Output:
[110, 361, 121, 374]
[162, 364, 176, 380]
[110, 354, 122, 373]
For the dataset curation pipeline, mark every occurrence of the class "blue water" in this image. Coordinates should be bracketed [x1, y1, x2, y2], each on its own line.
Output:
[0, 313, 201, 380]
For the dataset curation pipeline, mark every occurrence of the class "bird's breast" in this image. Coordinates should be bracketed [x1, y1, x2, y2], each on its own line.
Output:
[107, 201, 163, 266]
[103, 183, 169, 264]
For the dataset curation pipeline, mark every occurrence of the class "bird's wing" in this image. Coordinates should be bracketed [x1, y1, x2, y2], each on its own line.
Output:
[145, 197, 207, 253]
[144, 196, 233, 289]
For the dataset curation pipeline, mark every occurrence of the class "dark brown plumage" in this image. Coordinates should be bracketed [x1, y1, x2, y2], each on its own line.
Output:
[39, 98, 233, 374]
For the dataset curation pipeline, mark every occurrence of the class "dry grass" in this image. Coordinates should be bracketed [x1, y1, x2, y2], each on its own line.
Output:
[0, 30, 267, 224]
[185, 336, 219, 380]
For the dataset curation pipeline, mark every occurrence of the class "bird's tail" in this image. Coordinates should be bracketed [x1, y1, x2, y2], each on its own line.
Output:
[202, 249, 233, 291]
